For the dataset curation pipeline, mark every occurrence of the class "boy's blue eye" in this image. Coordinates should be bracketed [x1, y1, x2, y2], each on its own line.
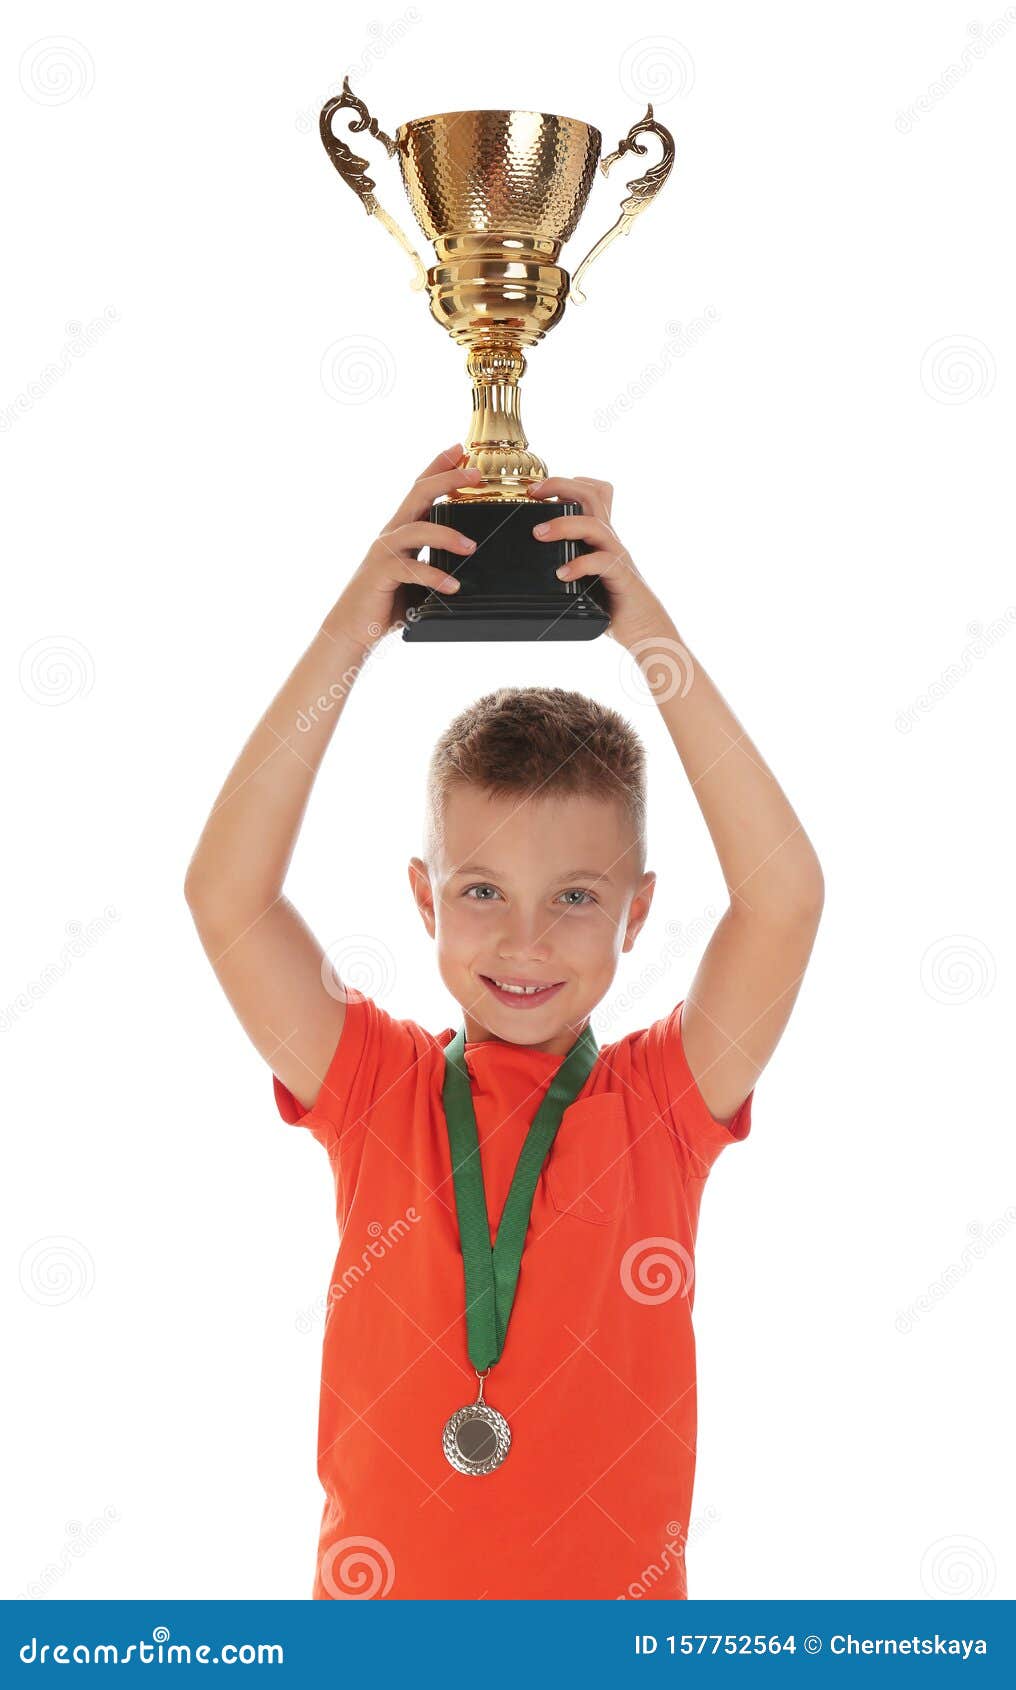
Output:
[464, 884, 501, 901]
[558, 888, 595, 906]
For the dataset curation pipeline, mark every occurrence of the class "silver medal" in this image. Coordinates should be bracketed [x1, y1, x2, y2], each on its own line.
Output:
[442, 1369, 511, 1475]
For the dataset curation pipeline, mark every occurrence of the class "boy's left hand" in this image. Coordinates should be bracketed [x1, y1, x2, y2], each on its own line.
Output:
[526, 475, 667, 648]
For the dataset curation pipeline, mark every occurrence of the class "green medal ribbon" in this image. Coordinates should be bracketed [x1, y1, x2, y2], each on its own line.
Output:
[441, 1021, 600, 1374]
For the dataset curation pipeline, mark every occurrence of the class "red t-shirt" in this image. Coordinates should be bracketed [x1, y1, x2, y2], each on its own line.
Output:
[273, 989, 752, 1600]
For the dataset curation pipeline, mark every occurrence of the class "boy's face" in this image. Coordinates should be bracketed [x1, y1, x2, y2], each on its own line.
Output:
[408, 785, 656, 1055]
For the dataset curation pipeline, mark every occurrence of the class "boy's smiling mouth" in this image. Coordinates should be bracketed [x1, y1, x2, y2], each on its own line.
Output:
[478, 973, 566, 1009]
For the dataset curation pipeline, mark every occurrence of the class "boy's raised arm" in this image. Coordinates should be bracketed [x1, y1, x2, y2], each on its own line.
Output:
[526, 474, 825, 1125]
[183, 446, 480, 1113]
[643, 626, 824, 1125]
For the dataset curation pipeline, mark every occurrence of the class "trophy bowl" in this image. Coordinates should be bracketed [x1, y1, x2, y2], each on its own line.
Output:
[319, 80, 675, 641]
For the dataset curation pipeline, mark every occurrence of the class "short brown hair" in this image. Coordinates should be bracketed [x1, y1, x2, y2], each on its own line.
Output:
[425, 685, 647, 868]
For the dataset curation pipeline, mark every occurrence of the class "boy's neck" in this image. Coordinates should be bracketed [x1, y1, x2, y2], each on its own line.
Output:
[461, 1008, 591, 1057]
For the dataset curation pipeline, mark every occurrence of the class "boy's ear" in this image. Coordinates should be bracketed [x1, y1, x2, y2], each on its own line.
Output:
[407, 856, 436, 938]
[621, 870, 656, 953]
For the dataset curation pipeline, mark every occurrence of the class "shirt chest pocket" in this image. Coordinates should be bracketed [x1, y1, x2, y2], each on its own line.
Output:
[545, 1093, 635, 1225]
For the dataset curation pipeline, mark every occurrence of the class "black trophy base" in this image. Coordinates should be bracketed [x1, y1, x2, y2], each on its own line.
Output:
[400, 500, 609, 643]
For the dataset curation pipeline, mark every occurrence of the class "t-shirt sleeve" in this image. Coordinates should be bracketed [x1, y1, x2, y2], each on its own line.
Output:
[271, 987, 422, 1154]
[640, 998, 753, 1181]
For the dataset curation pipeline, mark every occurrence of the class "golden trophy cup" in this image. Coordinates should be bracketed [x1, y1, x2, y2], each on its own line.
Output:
[319, 80, 675, 642]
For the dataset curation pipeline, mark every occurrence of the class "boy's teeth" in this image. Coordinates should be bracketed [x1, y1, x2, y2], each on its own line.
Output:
[494, 979, 548, 995]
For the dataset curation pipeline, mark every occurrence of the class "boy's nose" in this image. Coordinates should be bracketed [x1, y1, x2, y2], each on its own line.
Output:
[497, 915, 553, 962]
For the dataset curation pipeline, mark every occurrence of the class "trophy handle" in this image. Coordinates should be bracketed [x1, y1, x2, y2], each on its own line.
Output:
[567, 105, 676, 306]
[319, 77, 427, 291]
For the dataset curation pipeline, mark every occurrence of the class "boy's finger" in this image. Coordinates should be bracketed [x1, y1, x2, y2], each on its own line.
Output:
[406, 465, 484, 516]
[399, 560, 462, 593]
[417, 443, 464, 480]
[531, 513, 614, 547]
[392, 465, 483, 525]
[420, 521, 481, 554]
[388, 445, 463, 522]
[527, 477, 608, 521]
[553, 549, 624, 580]
[382, 520, 477, 555]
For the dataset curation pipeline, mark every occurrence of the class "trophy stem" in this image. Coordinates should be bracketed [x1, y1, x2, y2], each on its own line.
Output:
[452, 346, 548, 502]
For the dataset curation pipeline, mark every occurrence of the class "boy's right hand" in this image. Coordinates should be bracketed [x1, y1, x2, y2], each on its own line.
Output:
[325, 444, 482, 649]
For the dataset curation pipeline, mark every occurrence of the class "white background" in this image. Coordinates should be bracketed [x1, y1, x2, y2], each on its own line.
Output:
[3, 0, 1013, 1602]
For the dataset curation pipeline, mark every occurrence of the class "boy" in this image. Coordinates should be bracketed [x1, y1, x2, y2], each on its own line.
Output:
[184, 444, 823, 1600]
